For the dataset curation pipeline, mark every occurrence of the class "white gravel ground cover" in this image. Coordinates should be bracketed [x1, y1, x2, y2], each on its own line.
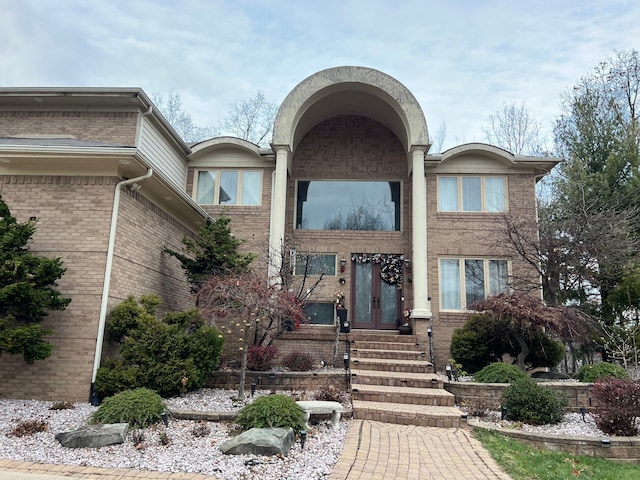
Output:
[473, 411, 608, 437]
[0, 388, 348, 480]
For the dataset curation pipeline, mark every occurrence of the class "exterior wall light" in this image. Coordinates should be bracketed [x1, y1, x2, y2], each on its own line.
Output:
[340, 258, 347, 273]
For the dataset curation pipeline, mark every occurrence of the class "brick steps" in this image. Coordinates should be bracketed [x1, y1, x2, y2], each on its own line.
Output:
[352, 400, 467, 428]
[347, 329, 466, 428]
[352, 348, 427, 361]
[351, 357, 432, 374]
[351, 369, 443, 389]
[351, 383, 455, 406]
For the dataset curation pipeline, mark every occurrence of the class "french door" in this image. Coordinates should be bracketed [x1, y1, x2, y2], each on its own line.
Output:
[352, 261, 401, 330]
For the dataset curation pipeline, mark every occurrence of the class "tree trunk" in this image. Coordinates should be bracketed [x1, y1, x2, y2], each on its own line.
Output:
[514, 331, 529, 371]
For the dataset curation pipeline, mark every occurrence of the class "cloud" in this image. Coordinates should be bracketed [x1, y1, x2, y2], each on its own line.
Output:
[1, 0, 639, 150]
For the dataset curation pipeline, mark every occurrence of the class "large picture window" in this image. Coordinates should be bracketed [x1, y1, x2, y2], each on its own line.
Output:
[195, 170, 261, 205]
[296, 180, 401, 231]
[438, 176, 506, 212]
[439, 258, 509, 310]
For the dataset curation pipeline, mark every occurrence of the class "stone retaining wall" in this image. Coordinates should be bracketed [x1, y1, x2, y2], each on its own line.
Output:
[444, 381, 596, 412]
[206, 370, 349, 392]
[470, 420, 640, 463]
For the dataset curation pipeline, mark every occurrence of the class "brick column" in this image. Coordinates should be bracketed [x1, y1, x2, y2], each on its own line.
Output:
[410, 147, 432, 319]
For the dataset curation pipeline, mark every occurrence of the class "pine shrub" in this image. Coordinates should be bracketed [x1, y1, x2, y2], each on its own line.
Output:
[90, 388, 166, 429]
[502, 378, 567, 425]
[591, 377, 640, 436]
[235, 394, 306, 432]
[247, 345, 278, 371]
[282, 351, 315, 371]
[577, 362, 628, 383]
[474, 362, 527, 384]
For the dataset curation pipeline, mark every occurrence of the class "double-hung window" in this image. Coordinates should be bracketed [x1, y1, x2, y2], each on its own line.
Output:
[438, 176, 506, 212]
[195, 170, 261, 205]
[440, 258, 509, 310]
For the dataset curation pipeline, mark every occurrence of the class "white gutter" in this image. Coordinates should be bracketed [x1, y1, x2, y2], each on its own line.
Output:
[90, 167, 153, 404]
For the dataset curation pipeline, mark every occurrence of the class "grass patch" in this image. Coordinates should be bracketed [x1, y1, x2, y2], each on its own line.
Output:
[473, 428, 640, 480]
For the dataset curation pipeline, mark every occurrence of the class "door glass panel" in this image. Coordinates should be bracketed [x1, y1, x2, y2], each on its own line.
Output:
[380, 281, 398, 324]
[355, 263, 372, 323]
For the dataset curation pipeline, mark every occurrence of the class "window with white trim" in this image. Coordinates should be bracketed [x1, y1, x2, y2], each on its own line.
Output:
[195, 170, 261, 205]
[438, 176, 506, 212]
[439, 258, 509, 310]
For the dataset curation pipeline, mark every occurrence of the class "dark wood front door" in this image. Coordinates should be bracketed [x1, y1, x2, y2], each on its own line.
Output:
[352, 261, 401, 329]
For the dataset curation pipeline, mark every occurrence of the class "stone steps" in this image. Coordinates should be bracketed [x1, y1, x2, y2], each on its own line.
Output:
[351, 357, 432, 374]
[350, 369, 444, 389]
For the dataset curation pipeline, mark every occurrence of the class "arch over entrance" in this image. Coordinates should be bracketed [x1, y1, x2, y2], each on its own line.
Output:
[272, 66, 430, 153]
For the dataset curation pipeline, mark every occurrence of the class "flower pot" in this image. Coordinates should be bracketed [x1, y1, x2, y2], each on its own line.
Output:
[398, 325, 412, 335]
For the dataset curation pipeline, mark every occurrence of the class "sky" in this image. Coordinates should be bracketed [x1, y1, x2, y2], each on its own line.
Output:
[1, 0, 639, 151]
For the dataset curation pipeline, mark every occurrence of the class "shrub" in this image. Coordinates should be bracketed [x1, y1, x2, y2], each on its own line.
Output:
[90, 388, 166, 429]
[235, 394, 306, 432]
[450, 313, 565, 374]
[474, 362, 527, 384]
[577, 362, 628, 383]
[313, 385, 349, 404]
[247, 345, 278, 371]
[10, 420, 48, 437]
[591, 377, 640, 436]
[49, 401, 74, 410]
[95, 296, 224, 398]
[502, 378, 567, 425]
[282, 351, 315, 371]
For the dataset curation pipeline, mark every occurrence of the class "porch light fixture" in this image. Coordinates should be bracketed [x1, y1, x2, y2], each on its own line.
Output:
[340, 258, 347, 273]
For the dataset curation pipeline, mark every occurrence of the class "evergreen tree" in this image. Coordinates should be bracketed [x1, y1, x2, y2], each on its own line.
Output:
[164, 215, 255, 293]
[0, 196, 70, 363]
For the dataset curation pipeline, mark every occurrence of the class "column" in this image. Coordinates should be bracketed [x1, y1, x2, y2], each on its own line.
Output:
[410, 147, 432, 318]
[268, 146, 290, 283]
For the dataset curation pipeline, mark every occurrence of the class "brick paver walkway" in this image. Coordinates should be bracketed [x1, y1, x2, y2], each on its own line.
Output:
[329, 420, 511, 480]
[0, 420, 510, 480]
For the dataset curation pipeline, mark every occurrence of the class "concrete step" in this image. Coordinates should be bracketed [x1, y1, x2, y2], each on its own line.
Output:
[352, 348, 427, 361]
[351, 369, 441, 388]
[351, 357, 432, 374]
[351, 384, 455, 407]
[352, 400, 468, 428]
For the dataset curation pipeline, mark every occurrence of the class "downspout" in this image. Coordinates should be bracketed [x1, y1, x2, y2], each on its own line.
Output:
[90, 167, 153, 404]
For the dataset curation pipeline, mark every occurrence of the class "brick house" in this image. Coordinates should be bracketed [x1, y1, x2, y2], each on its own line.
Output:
[0, 67, 557, 401]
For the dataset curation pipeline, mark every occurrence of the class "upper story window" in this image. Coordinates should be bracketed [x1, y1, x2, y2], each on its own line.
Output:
[195, 170, 261, 205]
[439, 258, 509, 311]
[438, 176, 506, 212]
[296, 180, 401, 231]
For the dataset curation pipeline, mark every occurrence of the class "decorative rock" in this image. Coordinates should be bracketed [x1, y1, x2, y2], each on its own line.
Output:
[55, 423, 129, 448]
[219, 427, 294, 455]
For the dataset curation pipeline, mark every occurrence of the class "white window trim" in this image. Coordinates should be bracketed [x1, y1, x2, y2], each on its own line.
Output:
[193, 168, 262, 206]
[437, 175, 507, 212]
[438, 257, 510, 311]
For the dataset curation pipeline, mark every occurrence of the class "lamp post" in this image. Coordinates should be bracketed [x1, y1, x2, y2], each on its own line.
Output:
[445, 364, 452, 381]
[300, 430, 307, 450]
[580, 406, 586, 422]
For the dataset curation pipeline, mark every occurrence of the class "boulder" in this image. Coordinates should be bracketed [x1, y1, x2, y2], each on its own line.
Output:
[219, 427, 295, 455]
[55, 423, 129, 448]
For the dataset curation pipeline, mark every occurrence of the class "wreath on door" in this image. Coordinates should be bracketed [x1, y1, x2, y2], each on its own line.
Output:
[351, 253, 404, 288]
